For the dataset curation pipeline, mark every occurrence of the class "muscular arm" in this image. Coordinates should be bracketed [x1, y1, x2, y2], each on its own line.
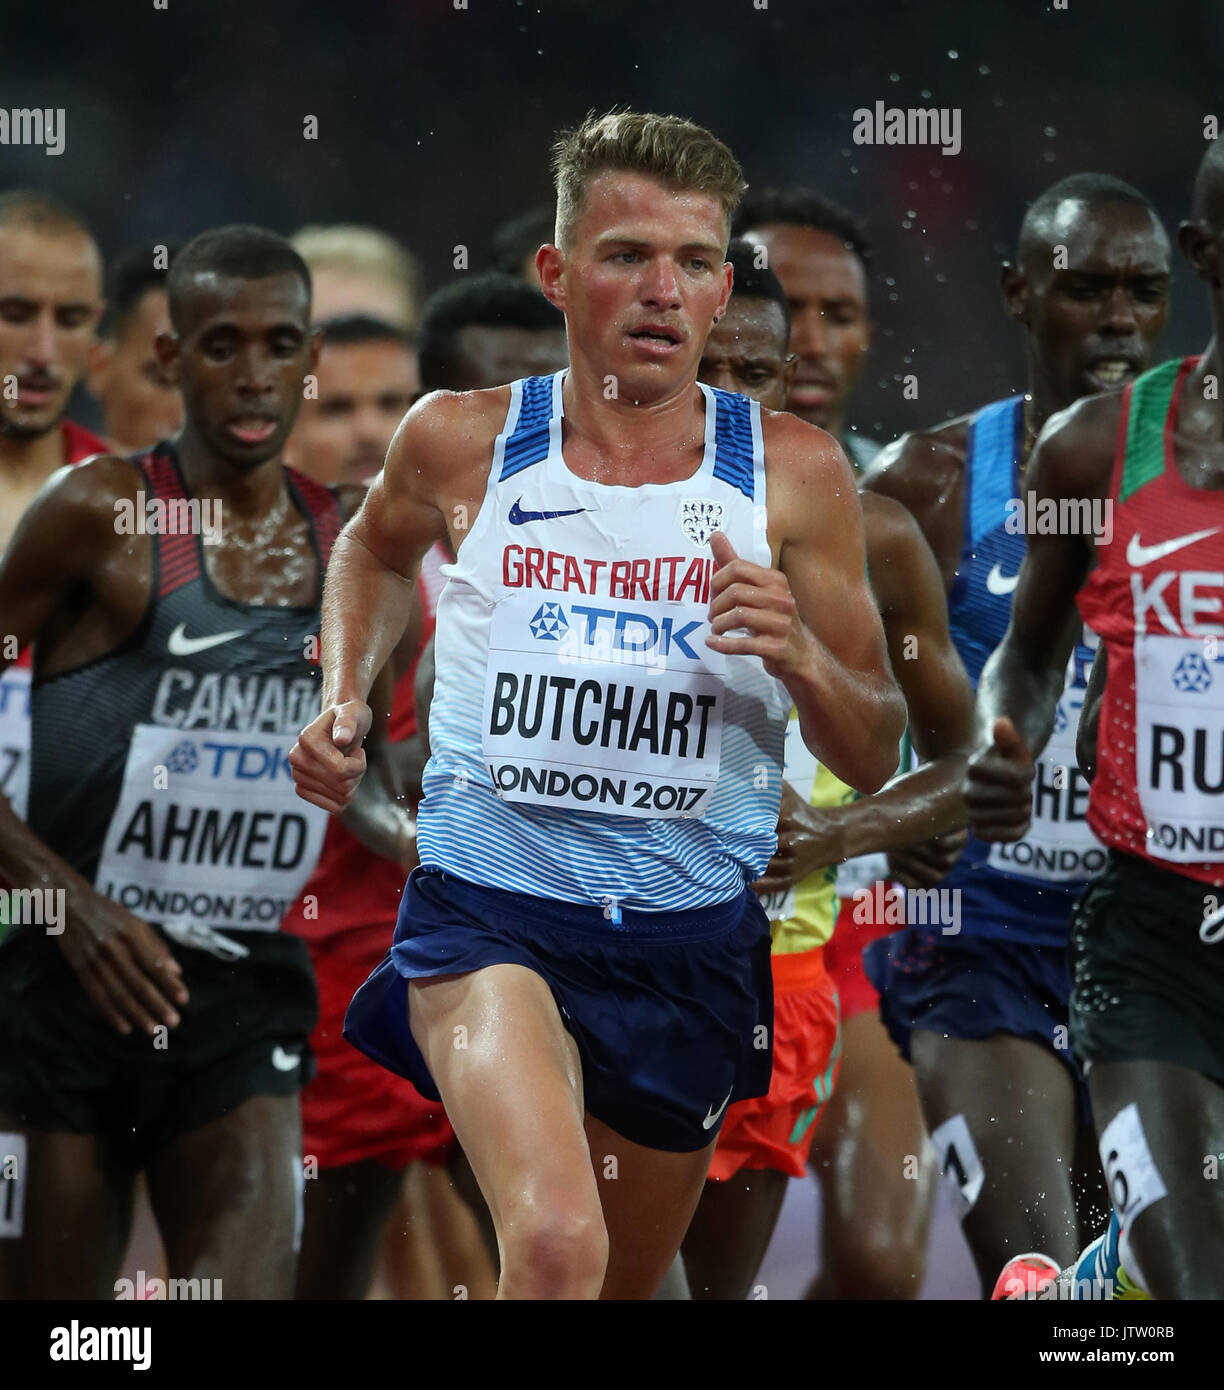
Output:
[292, 390, 498, 813]
[822, 493, 975, 856]
[0, 458, 186, 1032]
[319, 410, 450, 714]
[753, 414, 905, 792]
[1076, 643, 1106, 782]
[861, 419, 969, 591]
[331, 484, 423, 865]
[756, 494, 975, 896]
[968, 395, 1118, 840]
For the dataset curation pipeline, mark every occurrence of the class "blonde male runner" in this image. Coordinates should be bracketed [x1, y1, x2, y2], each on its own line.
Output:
[290, 110, 905, 1300]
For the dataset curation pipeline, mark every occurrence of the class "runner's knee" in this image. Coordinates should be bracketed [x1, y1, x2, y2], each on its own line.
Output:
[500, 1193, 608, 1296]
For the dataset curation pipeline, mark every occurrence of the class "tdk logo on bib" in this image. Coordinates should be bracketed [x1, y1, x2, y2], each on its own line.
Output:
[529, 603, 569, 640]
[1171, 651, 1214, 693]
[202, 742, 295, 780]
[166, 740, 199, 774]
[555, 603, 706, 669]
[166, 738, 294, 780]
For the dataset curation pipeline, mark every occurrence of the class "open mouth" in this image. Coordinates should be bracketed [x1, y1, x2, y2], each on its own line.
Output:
[627, 324, 683, 353]
[1086, 358, 1137, 387]
[14, 376, 58, 407]
[225, 416, 279, 445]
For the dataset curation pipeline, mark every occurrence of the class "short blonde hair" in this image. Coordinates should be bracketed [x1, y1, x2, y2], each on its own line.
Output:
[290, 224, 422, 331]
[550, 110, 746, 251]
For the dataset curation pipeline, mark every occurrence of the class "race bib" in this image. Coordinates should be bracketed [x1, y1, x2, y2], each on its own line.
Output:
[1135, 633, 1224, 863]
[758, 708, 819, 922]
[95, 724, 329, 932]
[988, 635, 1106, 883]
[0, 665, 30, 822]
[482, 588, 724, 818]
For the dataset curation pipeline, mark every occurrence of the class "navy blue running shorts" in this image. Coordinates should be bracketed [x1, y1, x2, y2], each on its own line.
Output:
[344, 866, 774, 1153]
[863, 926, 1089, 1109]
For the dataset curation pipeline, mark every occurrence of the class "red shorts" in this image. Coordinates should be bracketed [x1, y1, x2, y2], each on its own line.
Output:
[301, 927, 456, 1171]
[824, 882, 904, 1021]
[708, 946, 841, 1180]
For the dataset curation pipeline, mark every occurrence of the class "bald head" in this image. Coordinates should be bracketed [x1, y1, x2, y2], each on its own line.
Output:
[1191, 139, 1224, 232]
[1018, 174, 1161, 273]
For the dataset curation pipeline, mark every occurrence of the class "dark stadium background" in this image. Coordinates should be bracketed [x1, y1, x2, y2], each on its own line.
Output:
[4, 0, 1220, 444]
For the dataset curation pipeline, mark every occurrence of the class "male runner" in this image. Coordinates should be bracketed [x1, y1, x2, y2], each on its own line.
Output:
[966, 142, 1224, 1300]
[415, 271, 569, 391]
[291, 109, 905, 1300]
[682, 242, 973, 1300]
[0, 226, 380, 1299]
[735, 187, 880, 470]
[287, 277, 564, 1300]
[735, 190, 942, 1298]
[864, 173, 1172, 1288]
[285, 313, 417, 487]
[87, 247, 183, 454]
[0, 191, 108, 901]
[0, 190, 108, 538]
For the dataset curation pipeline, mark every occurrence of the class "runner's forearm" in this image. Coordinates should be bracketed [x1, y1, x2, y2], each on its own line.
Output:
[321, 529, 418, 708]
[825, 754, 969, 861]
[787, 639, 906, 793]
[0, 796, 110, 934]
[975, 638, 1064, 757]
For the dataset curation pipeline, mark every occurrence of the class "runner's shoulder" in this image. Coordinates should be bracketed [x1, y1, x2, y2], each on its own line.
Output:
[1030, 391, 1123, 494]
[385, 386, 510, 491]
[862, 414, 971, 508]
[860, 489, 932, 572]
[25, 451, 146, 539]
[860, 489, 950, 622]
[760, 407, 853, 492]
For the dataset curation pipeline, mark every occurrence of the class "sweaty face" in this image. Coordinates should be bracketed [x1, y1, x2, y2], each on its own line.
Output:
[737, 223, 869, 429]
[547, 171, 730, 404]
[445, 324, 569, 392]
[698, 297, 791, 410]
[168, 271, 314, 469]
[1020, 200, 1171, 402]
[0, 224, 103, 440]
[91, 288, 182, 450]
[290, 338, 416, 485]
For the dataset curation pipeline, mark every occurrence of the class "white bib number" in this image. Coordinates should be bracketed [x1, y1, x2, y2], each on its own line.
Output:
[0, 665, 30, 821]
[482, 590, 724, 819]
[95, 723, 329, 932]
[1135, 633, 1224, 862]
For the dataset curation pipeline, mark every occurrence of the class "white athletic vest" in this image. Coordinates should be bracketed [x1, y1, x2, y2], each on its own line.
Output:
[416, 371, 790, 914]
